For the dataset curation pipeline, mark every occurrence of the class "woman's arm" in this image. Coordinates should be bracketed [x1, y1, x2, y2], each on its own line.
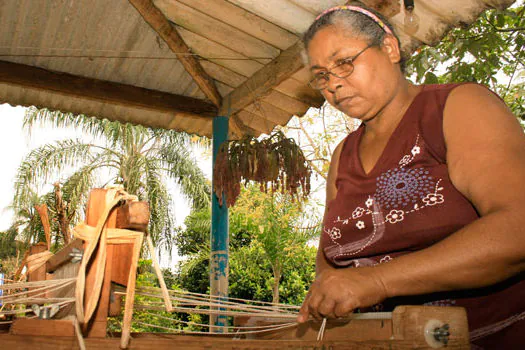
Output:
[376, 83, 525, 296]
[298, 84, 525, 322]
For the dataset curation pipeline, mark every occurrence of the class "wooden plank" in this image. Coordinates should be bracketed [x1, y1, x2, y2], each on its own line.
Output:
[46, 262, 78, 318]
[46, 239, 84, 273]
[10, 319, 75, 337]
[237, 317, 393, 341]
[200, 61, 247, 88]
[154, 0, 281, 60]
[274, 78, 324, 108]
[236, 110, 275, 135]
[291, 67, 314, 84]
[226, 0, 316, 34]
[177, 27, 265, 77]
[262, 90, 311, 117]
[34, 204, 51, 250]
[28, 243, 48, 297]
[110, 244, 134, 288]
[215, 81, 234, 98]
[229, 113, 255, 138]
[0, 331, 471, 349]
[166, 0, 298, 50]
[361, 0, 402, 18]
[128, 0, 222, 107]
[83, 189, 117, 338]
[287, 0, 345, 13]
[115, 201, 150, 233]
[218, 42, 305, 116]
[243, 101, 291, 125]
[0, 60, 217, 118]
[392, 305, 470, 348]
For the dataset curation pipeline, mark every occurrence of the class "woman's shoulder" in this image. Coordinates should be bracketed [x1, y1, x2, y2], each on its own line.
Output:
[420, 82, 498, 99]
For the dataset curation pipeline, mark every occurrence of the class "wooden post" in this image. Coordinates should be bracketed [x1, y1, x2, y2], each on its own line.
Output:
[210, 116, 229, 332]
[82, 189, 118, 337]
[28, 242, 48, 296]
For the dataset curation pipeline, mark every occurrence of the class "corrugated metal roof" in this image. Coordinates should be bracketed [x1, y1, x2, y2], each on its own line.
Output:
[0, 0, 516, 138]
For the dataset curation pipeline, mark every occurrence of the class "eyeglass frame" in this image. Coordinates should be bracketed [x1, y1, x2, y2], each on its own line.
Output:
[308, 43, 375, 90]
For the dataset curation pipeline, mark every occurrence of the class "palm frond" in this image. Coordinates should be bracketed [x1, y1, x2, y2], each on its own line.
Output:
[13, 140, 96, 208]
[143, 158, 174, 252]
[157, 140, 210, 209]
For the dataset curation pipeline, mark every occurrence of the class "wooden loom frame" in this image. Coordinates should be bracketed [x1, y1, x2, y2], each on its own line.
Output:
[0, 188, 472, 349]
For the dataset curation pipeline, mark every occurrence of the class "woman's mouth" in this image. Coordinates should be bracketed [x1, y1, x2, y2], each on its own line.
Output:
[335, 96, 353, 105]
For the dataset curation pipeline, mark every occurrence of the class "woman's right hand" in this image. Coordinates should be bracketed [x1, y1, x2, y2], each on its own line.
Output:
[297, 266, 388, 323]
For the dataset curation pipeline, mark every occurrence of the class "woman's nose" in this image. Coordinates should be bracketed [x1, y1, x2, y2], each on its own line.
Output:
[326, 76, 344, 93]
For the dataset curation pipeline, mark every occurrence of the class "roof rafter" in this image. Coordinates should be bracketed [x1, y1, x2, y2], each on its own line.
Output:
[128, 0, 222, 108]
[0, 60, 218, 120]
[218, 41, 305, 116]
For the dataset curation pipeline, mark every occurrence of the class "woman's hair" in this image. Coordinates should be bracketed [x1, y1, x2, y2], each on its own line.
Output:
[303, 2, 405, 70]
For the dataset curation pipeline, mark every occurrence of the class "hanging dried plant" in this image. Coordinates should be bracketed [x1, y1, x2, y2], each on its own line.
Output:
[213, 130, 312, 207]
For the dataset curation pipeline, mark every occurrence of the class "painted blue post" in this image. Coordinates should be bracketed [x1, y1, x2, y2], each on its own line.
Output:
[210, 115, 229, 332]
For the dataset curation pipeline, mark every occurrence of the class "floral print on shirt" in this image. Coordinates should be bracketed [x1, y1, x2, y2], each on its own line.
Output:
[324, 135, 445, 259]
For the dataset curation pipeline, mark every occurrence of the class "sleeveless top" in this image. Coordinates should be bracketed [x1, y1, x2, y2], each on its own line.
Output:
[321, 84, 524, 347]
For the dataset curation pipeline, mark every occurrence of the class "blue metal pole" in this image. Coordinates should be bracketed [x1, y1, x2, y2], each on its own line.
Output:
[210, 115, 229, 332]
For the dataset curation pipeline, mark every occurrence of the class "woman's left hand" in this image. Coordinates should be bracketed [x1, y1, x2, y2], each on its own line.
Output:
[297, 267, 388, 323]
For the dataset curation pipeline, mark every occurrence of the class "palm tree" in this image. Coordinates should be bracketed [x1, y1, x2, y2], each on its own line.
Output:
[7, 186, 48, 245]
[13, 107, 211, 253]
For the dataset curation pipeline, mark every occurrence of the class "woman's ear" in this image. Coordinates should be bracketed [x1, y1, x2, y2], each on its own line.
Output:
[381, 34, 401, 64]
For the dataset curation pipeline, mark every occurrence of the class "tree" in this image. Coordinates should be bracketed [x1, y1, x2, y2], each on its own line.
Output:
[175, 185, 319, 305]
[13, 108, 211, 251]
[406, 4, 525, 120]
[6, 187, 48, 245]
[232, 186, 319, 304]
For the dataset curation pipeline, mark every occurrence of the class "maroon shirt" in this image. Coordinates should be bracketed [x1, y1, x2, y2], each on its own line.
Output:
[321, 84, 524, 348]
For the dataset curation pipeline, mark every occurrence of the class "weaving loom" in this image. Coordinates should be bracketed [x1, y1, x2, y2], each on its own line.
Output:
[0, 188, 471, 349]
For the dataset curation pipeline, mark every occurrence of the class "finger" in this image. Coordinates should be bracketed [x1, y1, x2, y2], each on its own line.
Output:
[334, 298, 356, 318]
[317, 298, 336, 319]
[297, 301, 310, 323]
[297, 290, 313, 323]
[308, 293, 325, 321]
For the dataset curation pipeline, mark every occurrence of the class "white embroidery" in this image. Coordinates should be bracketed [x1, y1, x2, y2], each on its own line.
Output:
[352, 207, 365, 219]
[327, 227, 341, 240]
[385, 209, 405, 224]
[399, 154, 412, 167]
[379, 255, 392, 263]
[398, 135, 420, 167]
[422, 193, 444, 206]
[325, 135, 446, 261]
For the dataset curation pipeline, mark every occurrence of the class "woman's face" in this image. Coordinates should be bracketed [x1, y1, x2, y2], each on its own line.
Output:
[307, 25, 400, 121]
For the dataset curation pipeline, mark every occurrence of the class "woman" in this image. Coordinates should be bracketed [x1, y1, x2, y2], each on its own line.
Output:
[297, 3, 525, 348]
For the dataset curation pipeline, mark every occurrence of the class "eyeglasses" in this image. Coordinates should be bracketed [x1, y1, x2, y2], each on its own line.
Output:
[308, 44, 374, 90]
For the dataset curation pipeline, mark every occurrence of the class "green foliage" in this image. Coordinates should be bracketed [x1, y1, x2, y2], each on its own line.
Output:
[0, 227, 28, 278]
[108, 260, 185, 334]
[0, 227, 25, 260]
[174, 185, 319, 305]
[406, 5, 525, 120]
[229, 241, 316, 306]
